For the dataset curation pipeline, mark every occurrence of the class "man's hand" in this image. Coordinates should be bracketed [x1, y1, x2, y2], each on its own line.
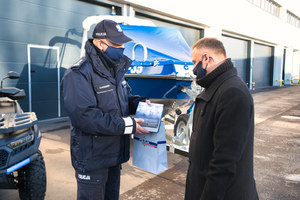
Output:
[135, 118, 150, 134]
[145, 99, 151, 105]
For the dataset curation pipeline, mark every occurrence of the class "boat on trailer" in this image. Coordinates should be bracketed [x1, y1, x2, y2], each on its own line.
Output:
[80, 15, 194, 116]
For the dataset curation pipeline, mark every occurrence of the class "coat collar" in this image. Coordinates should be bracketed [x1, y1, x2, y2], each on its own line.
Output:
[197, 67, 237, 102]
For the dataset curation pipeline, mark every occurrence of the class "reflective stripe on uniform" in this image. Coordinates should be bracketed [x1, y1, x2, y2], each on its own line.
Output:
[123, 116, 133, 134]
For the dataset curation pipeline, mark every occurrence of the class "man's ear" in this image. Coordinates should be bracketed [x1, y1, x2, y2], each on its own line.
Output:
[94, 40, 103, 51]
[99, 44, 103, 51]
[203, 54, 209, 63]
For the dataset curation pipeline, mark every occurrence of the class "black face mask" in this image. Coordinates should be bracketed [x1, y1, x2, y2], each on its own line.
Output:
[193, 58, 208, 80]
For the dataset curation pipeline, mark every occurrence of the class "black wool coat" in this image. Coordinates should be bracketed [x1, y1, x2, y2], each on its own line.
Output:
[185, 59, 258, 200]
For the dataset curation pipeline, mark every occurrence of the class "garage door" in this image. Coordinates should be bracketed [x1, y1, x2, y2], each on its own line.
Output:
[253, 43, 274, 88]
[222, 35, 250, 85]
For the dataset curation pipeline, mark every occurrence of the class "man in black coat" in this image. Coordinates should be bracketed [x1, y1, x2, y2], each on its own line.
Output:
[62, 20, 149, 200]
[185, 38, 259, 200]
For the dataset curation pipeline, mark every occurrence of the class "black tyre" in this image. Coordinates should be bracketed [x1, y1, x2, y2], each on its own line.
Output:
[174, 114, 189, 136]
[18, 150, 47, 200]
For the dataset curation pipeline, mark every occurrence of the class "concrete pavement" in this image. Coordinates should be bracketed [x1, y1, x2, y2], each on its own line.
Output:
[0, 85, 299, 200]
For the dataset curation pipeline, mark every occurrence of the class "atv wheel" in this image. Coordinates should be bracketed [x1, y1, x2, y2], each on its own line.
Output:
[18, 150, 46, 200]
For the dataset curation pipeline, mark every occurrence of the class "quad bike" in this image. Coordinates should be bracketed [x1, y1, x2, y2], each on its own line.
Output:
[0, 71, 46, 199]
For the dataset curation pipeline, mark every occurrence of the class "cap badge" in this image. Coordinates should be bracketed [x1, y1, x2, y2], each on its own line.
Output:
[116, 24, 122, 32]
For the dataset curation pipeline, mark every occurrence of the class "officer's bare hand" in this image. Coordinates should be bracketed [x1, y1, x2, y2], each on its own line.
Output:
[145, 100, 151, 105]
[135, 118, 150, 134]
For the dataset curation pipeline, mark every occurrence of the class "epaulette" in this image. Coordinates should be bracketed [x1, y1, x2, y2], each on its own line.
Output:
[70, 57, 87, 70]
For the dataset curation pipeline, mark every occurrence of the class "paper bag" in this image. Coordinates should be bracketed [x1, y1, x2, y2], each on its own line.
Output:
[132, 122, 168, 174]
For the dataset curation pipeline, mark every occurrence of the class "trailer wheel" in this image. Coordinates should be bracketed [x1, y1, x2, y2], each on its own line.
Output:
[174, 114, 189, 136]
[174, 114, 190, 146]
[18, 150, 46, 200]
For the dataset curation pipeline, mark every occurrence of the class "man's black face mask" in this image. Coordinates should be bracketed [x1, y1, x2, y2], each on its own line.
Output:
[193, 57, 208, 80]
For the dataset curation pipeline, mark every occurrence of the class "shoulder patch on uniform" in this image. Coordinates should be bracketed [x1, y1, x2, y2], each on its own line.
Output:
[71, 58, 86, 70]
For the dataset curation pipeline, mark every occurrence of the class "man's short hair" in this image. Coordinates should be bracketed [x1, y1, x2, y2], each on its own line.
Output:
[192, 37, 226, 57]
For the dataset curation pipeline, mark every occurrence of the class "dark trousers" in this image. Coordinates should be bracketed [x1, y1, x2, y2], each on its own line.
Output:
[76, 165, 121, 200]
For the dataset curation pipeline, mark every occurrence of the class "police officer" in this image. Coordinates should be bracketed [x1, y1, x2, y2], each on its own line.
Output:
[62, 19, 149, 200]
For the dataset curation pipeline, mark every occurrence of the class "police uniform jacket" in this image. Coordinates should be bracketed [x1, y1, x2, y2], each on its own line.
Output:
[62, 40, 144, 172]
[185, 59, 258, 200]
